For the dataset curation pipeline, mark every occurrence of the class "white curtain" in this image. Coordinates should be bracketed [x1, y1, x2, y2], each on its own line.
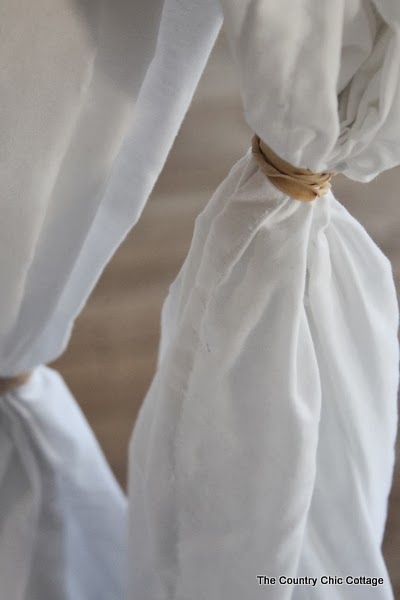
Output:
[0, 1, 399, 599]
[128, 1, 400, 598]
[129, 153, 398, 600]
[0, 1, 221, 598]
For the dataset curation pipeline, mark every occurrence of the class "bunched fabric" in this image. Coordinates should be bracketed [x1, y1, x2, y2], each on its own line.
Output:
[128, 1, 400, 597]
[0, 1, 220, 597]
[0, 0, 399, 599]
[0, 366, 126, 600]
[128, 149, 399, 599]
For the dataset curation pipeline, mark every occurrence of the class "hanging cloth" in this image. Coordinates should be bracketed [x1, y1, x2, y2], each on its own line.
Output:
[0, 0, 399, 599]
[127, 1, 400, 598]
[0, 1, 221, 598]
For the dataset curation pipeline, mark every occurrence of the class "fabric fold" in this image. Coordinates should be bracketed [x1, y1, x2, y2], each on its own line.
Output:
[0, 366, 127, 600]
[128, 150, 399, 599]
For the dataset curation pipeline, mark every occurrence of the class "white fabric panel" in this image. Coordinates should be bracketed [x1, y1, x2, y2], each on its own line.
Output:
[0, 0, 399, 598]
[0, 3, 222, 598]
[0, 0, 222, 375]
[128, 150, 399, 599]
[0, 365, 126, 600]
[1, 0, 398, 371]
[4, 0, 400, 375]
[219, 0, 400, 182]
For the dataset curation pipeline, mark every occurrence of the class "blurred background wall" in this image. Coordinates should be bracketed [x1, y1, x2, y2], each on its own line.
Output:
[52, 31, 400, 594]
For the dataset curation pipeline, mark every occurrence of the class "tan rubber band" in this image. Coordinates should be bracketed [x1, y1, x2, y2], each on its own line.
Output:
[0, 371, 32, 395]
[251, 134, 335, 202]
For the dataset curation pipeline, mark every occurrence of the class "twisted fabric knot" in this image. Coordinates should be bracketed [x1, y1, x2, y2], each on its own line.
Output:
[251, 134, 335, 202]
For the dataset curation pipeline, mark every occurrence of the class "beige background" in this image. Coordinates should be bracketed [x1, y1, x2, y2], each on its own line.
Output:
[52, 32, 400, 594]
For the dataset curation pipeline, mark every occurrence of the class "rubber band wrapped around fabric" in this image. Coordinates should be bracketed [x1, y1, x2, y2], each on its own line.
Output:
[0, 0, 400, 599]
[251, 134, 336, 201]
[128, 1, 399, 597]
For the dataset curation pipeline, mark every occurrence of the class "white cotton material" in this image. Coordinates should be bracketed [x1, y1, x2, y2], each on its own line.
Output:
[0, 1, 399, 599]
[0, 3, 221, 598]
[0, 366, 127, 600]
[128, 150, 399, 599]
[220, 0, 400, 182]
[0, 0, 222, 374]
[1, 1, 400, 375]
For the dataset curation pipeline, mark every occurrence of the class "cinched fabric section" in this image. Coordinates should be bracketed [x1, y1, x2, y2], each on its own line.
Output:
[0, 1, 399, 599]
[252, 134, 335, 202]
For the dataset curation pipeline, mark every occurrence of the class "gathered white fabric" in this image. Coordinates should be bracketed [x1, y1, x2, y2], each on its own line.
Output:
[0, 0, 221, 374]
[1, 0, 400, 374]
[128, 151, 399, 599]
[0, 366, 126, 600]
[221, 0, 400, 182]
[0, 2, 220, 596]
[128, 2, 400, 597]
[0, 0, 399, 599]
